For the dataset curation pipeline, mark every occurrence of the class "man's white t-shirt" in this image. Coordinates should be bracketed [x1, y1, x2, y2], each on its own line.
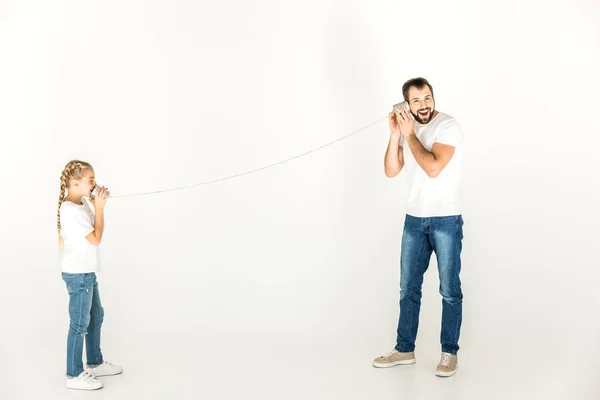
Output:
[400, 112, 463, 218]
[59, 199, 101, 273]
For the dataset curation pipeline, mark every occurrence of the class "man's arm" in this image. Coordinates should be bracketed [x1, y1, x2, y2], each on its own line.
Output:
[384, 134, 405, 177]
[396, 107, 459, 178]
[384, 110, 405, 177]
[405, 135, 456, 178]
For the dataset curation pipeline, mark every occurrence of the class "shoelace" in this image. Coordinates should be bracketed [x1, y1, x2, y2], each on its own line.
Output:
[384, 351, 397, 359]
[90, 361, 114, 370]
[439, 353, 452, 367]
[79, 372, 96, 383]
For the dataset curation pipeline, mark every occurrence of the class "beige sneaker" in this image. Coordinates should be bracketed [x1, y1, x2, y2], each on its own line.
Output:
[372, 350, 416, 368]
[435, 352, 458, 377]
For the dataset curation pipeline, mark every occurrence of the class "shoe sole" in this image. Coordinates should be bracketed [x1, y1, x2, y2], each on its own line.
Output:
[435, 366, 458, 377]
[86, 371, 123, 377]
[372, 359, 416, 368]
[85, 367, 123, 377]
[66, 385, 104, 391]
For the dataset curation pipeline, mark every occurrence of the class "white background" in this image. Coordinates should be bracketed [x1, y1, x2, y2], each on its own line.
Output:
[1, 0, 599, 399]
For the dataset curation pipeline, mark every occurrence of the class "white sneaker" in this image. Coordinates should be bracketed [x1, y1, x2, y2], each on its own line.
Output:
[85, 361, 123, 377]
[66, 371, 104, 390]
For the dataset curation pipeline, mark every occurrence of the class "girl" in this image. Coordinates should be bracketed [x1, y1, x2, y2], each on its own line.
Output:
[57, 160, 122, 390]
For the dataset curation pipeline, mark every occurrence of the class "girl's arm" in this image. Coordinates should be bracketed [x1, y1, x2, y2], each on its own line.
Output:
[85, 208, 104, 245]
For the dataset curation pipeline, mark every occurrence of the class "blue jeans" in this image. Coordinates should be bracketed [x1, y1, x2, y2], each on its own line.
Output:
[395, 214, 464, 355]
[61, 272, 104, 377]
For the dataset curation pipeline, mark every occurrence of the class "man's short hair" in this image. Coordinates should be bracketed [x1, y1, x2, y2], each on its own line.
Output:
[402, 77, 434, 102]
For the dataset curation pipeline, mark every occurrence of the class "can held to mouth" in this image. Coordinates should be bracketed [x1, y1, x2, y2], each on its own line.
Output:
[90, 185, 108, 200]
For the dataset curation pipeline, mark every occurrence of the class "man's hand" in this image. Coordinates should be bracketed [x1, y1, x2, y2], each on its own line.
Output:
[388, 110, 401, 138]
[396, 107, 415, 138]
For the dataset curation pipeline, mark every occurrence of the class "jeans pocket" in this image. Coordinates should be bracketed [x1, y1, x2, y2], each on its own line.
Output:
[62, 274, 80, 295]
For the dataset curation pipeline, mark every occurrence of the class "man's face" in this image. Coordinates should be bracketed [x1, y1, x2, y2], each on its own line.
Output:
[407, 86, 435, 124]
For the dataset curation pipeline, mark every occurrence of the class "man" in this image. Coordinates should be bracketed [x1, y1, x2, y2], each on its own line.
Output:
[373, 77, 464, 377]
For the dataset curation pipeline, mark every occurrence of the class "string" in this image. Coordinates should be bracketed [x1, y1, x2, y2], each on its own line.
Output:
[112, 115, 388, 198]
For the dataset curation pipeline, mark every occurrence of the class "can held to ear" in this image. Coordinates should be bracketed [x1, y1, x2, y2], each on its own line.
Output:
[393, 101, 409, 113]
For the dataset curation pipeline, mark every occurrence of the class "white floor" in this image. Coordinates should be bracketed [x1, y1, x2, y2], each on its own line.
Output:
[3, 185, 599, 399]
[3, 308, 598, 400]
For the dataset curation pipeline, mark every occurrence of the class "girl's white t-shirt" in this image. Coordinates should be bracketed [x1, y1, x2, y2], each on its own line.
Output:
[59, 199, 101, 273]
[400, 112, 463, 218]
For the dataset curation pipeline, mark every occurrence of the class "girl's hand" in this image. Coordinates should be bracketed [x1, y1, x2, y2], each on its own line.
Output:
[91, 186, 110, 209]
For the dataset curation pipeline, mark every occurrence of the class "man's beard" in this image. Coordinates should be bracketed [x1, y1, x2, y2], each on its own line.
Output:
[411, 107, 434, 124]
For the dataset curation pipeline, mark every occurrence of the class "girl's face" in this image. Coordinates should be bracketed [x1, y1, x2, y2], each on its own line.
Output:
[70, 168, 96, 197]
